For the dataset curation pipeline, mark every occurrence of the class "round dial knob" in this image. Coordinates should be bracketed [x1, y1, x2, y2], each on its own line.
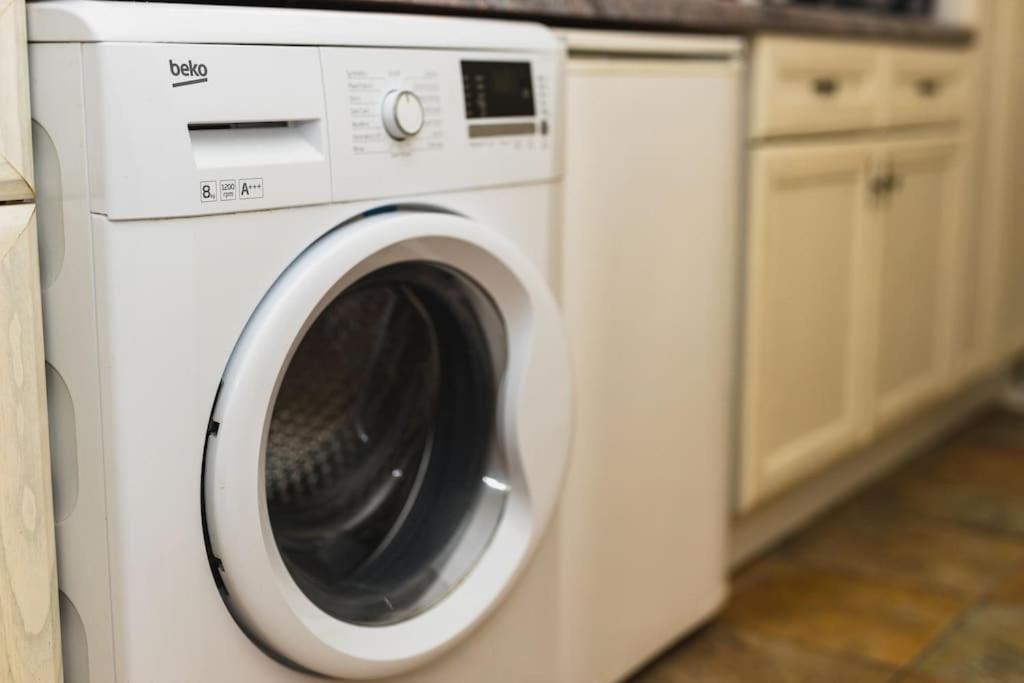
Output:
[381, 90, 425, 141]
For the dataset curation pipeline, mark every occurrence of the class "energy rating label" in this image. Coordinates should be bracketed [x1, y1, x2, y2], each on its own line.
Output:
[239, 178, 264, 199]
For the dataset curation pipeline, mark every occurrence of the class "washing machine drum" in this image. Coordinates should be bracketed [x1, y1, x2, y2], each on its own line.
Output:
[202, 211, 571, 680]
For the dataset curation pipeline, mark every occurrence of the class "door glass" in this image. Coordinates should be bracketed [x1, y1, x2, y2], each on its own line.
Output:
[264, 261, 508, 626]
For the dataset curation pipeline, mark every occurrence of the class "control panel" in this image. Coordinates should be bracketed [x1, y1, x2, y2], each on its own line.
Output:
[322, 47, 558, 202]
[80, 42, 560, 219]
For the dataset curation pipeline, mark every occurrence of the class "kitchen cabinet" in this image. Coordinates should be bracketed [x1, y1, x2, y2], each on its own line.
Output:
[740, 36, 972, 509]
[740, 142, 874, 507]
[873, 138, 961, 430]
[741, 135, 963, 508]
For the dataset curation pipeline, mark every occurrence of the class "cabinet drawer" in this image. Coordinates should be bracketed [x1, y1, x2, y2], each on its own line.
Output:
[751, 37, 883, 138]
[887, 47, 968, 126]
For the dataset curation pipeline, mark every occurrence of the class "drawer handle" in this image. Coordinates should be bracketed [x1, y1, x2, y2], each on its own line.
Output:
[915, 79, 941, 97]
[812, 78, 840, 97]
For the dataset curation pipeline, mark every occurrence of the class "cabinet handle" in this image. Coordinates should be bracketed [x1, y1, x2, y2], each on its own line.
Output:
[812, 78, 839, 97]
[869, 173, 900, 197]
[915, 79, 941, 97]
[870, 175, 888, 197]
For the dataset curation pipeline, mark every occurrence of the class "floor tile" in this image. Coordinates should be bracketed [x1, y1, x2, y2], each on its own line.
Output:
[857, 474, 1024, 536]
[782, 505, 1024, 595]
[960, 411, 1024, 450]
[630, 623, 893, 683]
[721, 561, 965, 668]
[911, 604, 1024, 682]
[635, 411, 1024, 681]
[909, 441, 1024, 497]
[892, 673, 946, 683]
[989, 565, 1024, 604]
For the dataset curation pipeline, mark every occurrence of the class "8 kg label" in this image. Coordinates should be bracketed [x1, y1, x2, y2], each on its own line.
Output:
[199, 180, 218, 202]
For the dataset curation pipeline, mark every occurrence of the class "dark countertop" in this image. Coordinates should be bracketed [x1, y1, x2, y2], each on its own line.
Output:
[322, 0, 972, 45]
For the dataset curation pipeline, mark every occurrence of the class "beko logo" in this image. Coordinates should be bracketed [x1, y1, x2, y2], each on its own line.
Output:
[169, 59, 208, 88]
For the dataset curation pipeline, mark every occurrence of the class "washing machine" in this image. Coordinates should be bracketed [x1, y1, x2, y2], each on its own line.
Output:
[28, 2, 571, 681]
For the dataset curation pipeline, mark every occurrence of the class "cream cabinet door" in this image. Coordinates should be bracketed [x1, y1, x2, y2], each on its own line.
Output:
[740, 142, 874, 510]
[559, 55, 738, 683]
[872, 138, 961, 431]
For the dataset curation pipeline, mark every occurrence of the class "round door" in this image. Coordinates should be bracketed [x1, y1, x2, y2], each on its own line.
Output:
[202, 210, 571, 679]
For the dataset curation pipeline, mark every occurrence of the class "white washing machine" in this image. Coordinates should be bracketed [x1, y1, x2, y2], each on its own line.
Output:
[28, 2, 571, 681]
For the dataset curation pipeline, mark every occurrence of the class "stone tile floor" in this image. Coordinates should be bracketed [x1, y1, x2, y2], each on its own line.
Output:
[631, 409, 1024, 682]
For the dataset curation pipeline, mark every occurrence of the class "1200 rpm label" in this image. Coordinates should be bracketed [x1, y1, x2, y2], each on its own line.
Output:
[219, 180, 237, 201]
[199, 178, 263, 203]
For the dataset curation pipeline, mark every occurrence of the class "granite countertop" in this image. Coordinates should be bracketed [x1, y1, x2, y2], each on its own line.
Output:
[326, 0, 972, 45]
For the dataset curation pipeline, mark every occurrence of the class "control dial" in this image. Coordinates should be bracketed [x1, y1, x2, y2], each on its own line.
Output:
[381, 90, 425, 141]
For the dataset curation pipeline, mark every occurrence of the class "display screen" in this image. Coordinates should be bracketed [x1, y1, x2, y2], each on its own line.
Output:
[461, 61, 535, 119]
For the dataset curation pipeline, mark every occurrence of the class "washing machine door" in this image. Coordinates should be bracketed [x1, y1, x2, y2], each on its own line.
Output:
[203, 210, 571, 679]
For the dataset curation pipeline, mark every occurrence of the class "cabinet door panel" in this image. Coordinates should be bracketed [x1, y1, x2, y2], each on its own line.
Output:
[741, 142, 873, 509]
[873, 138, 960, 430]
[559, 57, 738, 682]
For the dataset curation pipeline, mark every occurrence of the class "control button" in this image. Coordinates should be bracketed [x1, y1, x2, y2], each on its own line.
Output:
[381, 90, 425, 140]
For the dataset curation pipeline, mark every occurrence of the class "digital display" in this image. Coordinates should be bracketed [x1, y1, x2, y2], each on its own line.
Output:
[461, 61, 535, 120]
